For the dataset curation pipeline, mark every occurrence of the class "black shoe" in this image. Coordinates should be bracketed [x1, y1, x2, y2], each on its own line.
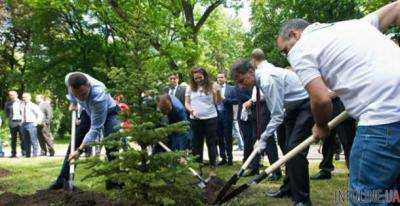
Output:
[9, 154, 16, 158]
[48, 180, 65, 190]
[335, 153, 340, 161]
[105, 180, 124, 190]
[310, 170, 331, 180]
[293, 199, 312, 206]
[49, 149, 55, 156]
[227, 159, 233, 166]
[41, 152, 47, 156]
[266, 189, 291, 198]
[267, 172, 282, 181]
[242, 169, 259, 177]
[218, 159, 227, 166]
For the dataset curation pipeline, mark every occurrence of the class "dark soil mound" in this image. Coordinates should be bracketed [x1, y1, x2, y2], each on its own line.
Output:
[0, 189, 134, 206]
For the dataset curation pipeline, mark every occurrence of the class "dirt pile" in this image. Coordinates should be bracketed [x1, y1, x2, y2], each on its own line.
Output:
[0, 189, 135, 206]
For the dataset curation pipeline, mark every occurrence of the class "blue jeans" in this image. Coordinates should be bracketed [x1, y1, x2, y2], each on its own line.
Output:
[21, 123, 39, 157]
[349, 122, 400, 206]
[169, 132, 188, 151]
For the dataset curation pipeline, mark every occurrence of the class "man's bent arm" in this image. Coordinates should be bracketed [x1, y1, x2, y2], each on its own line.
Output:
[305, 77, 332, 127]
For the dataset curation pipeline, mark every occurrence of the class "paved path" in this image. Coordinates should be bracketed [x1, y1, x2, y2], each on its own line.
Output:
[0, 143, 345, 164]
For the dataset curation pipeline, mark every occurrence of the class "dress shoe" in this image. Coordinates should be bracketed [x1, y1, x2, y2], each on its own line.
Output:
[48, 179, 65, 190]
[41, 152, 47, 156]
[218, 159, 227, 166]
[267, 172, 282, 181]
[227, 159, 233, 166]
[310, 170, 331, 180]
[293, 199, 312, 206]
[242, 168, 259, 177]
[9, 154, 16, 158]
[265, 189, 291, 198]
[335, 153, 340, 161]
[49, 149, 55, 156]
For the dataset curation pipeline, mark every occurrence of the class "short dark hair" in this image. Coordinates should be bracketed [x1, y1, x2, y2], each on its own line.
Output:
[231, 59, 254, 81]
[279, 19, 310, 39]
[68, 73, 89, 89]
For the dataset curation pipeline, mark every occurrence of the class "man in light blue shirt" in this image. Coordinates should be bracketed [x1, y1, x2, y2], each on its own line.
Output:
[49, 72, 121, 190]
[231, 58, 314, 206]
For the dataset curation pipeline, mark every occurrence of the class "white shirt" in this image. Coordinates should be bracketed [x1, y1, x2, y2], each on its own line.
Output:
[21, 101, 43, 126]
[288, 14, 400, 126]
[169, 86, 177, 96]
[185, 86, 218, 120]
[12, 100, 22, 121]
[255, 60, 308, 140]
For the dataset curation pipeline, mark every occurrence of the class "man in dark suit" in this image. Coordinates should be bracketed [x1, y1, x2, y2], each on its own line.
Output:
[165, 74, 186, 105]
[216, 73, 238, 165]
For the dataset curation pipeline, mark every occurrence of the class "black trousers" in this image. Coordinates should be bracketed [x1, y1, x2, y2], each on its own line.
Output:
[191, 118, 218, 166]
[217, 110, 233, 162]
[319, 98, 356, 171]
[239, 118, 261, 170]
[279, 99, 314, 203]
[10, 125, 25, 156]
[56, 109, 120, 183]
[258, 102, 280, 173]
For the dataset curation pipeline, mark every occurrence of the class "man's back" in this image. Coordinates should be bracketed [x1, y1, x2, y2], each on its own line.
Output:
[289, 16, 400, 125]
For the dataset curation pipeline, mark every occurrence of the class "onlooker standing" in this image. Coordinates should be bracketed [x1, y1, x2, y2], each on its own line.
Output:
[35, 95, 55, 156]
[232, 104, 244, 151]
[216, 72, 237, 166]
[166, 74, 186, 105]
[157, 94, 189, 151]
[21, 93, 43, 157]
[4, 91, 25, 157]
[185, 67, 222, 167]
[0, 116, 4, 157]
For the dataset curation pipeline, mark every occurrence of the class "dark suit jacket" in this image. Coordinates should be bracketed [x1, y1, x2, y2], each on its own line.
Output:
[165, 85, 186, 105]
[218, 84, 238, 121]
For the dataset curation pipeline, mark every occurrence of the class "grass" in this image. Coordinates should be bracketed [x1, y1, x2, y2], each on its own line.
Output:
[0, 143, 349, 206]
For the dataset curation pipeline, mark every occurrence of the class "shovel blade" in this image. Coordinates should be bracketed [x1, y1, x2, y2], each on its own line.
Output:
[212, 173, 239, 204]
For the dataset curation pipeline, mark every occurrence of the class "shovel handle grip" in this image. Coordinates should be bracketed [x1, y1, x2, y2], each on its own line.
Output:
[263, 111, 349, 176]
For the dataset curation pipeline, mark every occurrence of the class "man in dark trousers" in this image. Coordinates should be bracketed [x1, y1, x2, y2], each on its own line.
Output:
[157, 94, 189, 151]
[215, 73, 237, 165]
[49, 72, 121, 190]
[232, 59, 313, 206]
[4, 90, 26, 157]
[311, 93, 356, 180]
[36, 95, 55, 156]
[235, 86, 261, 172]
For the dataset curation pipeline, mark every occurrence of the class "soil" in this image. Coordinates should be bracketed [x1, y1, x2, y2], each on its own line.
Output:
[0, 169, 11, 178]
[0, 189, 135, 206]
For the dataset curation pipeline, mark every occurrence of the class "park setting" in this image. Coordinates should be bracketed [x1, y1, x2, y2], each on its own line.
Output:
[1, 0, 400, 205]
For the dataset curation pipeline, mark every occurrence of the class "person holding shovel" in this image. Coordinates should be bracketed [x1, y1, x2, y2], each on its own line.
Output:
[277, 1, 400, 205]
[231, 59, 313, 206]
[49, 72, 121, 190]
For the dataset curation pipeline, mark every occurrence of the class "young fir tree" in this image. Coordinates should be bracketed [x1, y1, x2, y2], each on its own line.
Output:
[80, 58, 202, 205]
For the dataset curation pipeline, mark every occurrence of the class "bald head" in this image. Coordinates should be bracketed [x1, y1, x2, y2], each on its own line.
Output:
[251, 48, 265, 66]
[8, 91, 18, 101]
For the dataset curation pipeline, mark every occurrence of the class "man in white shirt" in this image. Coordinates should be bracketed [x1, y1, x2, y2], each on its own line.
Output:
[21, 93, 43, 157]
[231, 59, 313, 206]
[277, 1, 400, 205]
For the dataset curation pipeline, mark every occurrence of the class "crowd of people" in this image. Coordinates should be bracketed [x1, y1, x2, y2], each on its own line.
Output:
[0, 91, 55, 158]
[1, 1, 399, 205]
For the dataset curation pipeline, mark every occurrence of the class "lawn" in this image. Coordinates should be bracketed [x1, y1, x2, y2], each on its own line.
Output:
[0, 143, 349, 206]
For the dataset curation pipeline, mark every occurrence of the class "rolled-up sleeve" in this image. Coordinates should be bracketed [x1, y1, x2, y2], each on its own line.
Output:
[259, 75, 285, 141]
[82, 99, 108, 144]
[288, 44, 321, 87]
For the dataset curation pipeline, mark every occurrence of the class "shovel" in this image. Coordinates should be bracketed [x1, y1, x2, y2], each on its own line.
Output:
[157, 142, 229, 204]
[216, 111, 349, 205]
[68, 110, 77, 191]
[213, 87, 264, 203]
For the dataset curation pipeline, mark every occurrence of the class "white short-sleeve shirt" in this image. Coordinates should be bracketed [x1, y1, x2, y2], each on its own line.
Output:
[185, 86, 217, 120]
[288, 14, 400, 126]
